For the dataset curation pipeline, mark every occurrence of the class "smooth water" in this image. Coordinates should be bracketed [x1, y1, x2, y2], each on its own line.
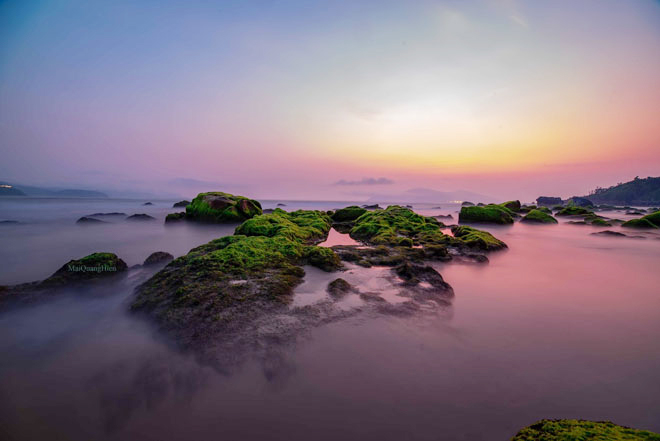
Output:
[1, 198, 659, 440]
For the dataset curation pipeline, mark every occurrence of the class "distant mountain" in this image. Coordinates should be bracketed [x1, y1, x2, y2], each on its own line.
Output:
[581, 176, 660, 205]
[366, 187, 496, 204]
[0, 182, 108, 198]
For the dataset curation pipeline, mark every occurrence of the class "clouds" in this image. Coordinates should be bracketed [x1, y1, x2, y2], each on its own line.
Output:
[334, 177, 394, 186]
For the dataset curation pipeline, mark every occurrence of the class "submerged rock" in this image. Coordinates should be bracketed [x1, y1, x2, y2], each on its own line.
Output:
[76, 216, 107, 224]
[143, 251, 174, 266]
[499, 200, 521, 212]
[126, 213, 156, 221]
[88, 212, 126, 217]
[521, 209, 558, 224]
[450, 225, 507, 251]
[458, 205, 514, 224]
[185, 191, 262, 223]
[142, 202, 154, 206]
[566, 197, 593, 207]
[327, 278, 354, 298]
[461, 201, 475, 206]
[511, 419, 659, 441]
[172, 200, 190, 208]
[556, 206, 593, 216]
[277, 203, 287, 207]
[361, 204, 382, 210]
[591, 230, 626, 237]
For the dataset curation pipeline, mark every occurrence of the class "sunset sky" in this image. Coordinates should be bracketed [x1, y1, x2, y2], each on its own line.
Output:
[1, 0, 659, 201]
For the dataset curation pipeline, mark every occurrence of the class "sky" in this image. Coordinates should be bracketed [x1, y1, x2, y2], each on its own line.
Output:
[1, 0, 659, 201]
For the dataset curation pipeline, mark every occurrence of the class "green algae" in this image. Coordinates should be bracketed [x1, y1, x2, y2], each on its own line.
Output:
[556, 206, 593, 216]
[349, 205, 445, 246]
[521, 209, 558, 224]
[236, 209, 332, 244]
[450, 225, 507, 251]
[459, 205, 514, 224]
[590, 218, 612, 227]
[331, 206, 367, 223]
[499, 200, 521, 212]
[511, 419, 660, 441]
[621, 210, 660, 229]
[185, 191, 262, 223]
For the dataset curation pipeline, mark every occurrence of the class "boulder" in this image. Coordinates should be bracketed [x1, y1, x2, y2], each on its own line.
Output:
[172, 200, 191, 208]
[143, 251, 174, 266]
[126, 214, 156, 221]
[185, 192, 262, 223]
[76, 216, 107, 224]
[520, 209, 558, 224]
[536, 196, 563, 206]
[458, 205, 514, 224]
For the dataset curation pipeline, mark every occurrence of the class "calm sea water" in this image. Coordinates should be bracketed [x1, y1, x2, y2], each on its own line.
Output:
[1, 198, 659, 440]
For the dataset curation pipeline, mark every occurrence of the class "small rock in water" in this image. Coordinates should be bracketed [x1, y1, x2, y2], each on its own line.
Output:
[88, 212, 126, 217]
[76, 216, 107, 224]
[172, 200, 190, 208]
[126, 213, 156, 221]
[591, 230, 626, 237]
[142, 202, 154, 206]
[327, 278, 354, 298]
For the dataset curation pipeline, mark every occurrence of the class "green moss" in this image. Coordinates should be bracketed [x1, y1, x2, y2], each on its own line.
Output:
[622, 218, 658, 229]
[185, 191, 262, 223]
[642, 210, 660, 225]
[236, 209, 332, 244]
[459, 205, 514, 224]
[511, 419, 660, 441]
[499, 200, 521, 212]
[536, 206, 551, 214]
[552, 205, 565, 211]
[556, 206, 593, 216]
[350, 205, 446, 246]
[165, 212, 186, 222]
[590, 218, 612, 227]
[304, 246, 342, 271]
[450, 225, 507, 251]
[331, 206, 367, 222]
[327, 278, 353, 298]
[521, 209, 558, 224]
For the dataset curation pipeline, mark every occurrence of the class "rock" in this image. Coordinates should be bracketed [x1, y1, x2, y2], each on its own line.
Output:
[131, 209, 340, 346]
[165, 212, 186, 223]
[622, 210, 660, 229]
[172, 200, 190, 208]
[520, 209, 558, 224]
[76, 216, 108, 224]
[393, 262, 453, 294]
[185, 191, 262, 223]
[536, 196, 563, 206]
[0, 220, 19, 224]
[331, 206, 367, 223]
[143, 251, 174, 266]
[327, 278, 354, 298]
[142, 202, 154, 206]
[450, 225, 507, 251]
[461, 201, 475, 206]
[277, 203, 287, 207]
[511, 419, 659, 441]
[591, 230, 626, 237]
[126, 214, 156, 221]
[88, 212, 126, 217]
[499, 200, 521, 212]
[566, 197, 593, 207]
[434, 214, 453, 220]
[361, 204, 382, 210]
[556, 206, 593, 216]
[626, 210, 645, 215]
[405, 204, 413, 209]
[458, 205, 514, 224]
[589, 218, 612, 227]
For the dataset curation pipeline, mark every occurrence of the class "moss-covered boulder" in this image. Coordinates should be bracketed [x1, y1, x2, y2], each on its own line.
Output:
[499, 200, 521, 212]
[590, 218, 612, 227]
[350, 205, 445, 246]
[43, 252, 128, 286]
[556, 206, 593, 216]
[331, 206, 367, 223]
[236, 209, 333, 243]
[165, 212, 186, 223]
[173, 200, 191, 208]
[511, 419, 660, 441]
[621, 210, 660, 229]
[185, 192, 262, 223]
[327, 278, 354, 298]
[459, 205, 514, 224]
[450, 225, 507, 251]
[521, 209, 558, 224]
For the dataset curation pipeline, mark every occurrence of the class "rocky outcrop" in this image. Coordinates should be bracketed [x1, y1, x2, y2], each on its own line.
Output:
[172, 200, 191, 208]
[511, 419, 659, 441]
[521, 209, 558, 224]
[143, 251, 174, 266]
[126, 214, 156, 221]
[185, 192, 262, 223]
[536, 196, 563, 206]
[458, 205, 514, 224]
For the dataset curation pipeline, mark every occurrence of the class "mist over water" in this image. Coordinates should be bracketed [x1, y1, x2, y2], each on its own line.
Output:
[1, 199, 659, 440]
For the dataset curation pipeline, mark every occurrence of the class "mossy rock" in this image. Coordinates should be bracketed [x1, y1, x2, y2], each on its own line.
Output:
[511, 419, 660, 441]
[327, 278, 353, 298]
[536, 206, 552, 214]
[499, 200, 521, 212]
[173, 200, 191, 208]
[459, 205, 514, 224]
[521, 209, 558, 224]
[590, 218, 612, 227]
[451, 225, 507, 251]
[331, 206, 367, 223]
[556, 206, 593, 216]
[44, 252, 127, 286]
[185, 191, 262, 223]
[165, 212, 186, 223]
[622, 218, 658, 229]
[132, 208, 341, 341]
[236, 209, 333, 244]
[350, 205, 446, 246]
